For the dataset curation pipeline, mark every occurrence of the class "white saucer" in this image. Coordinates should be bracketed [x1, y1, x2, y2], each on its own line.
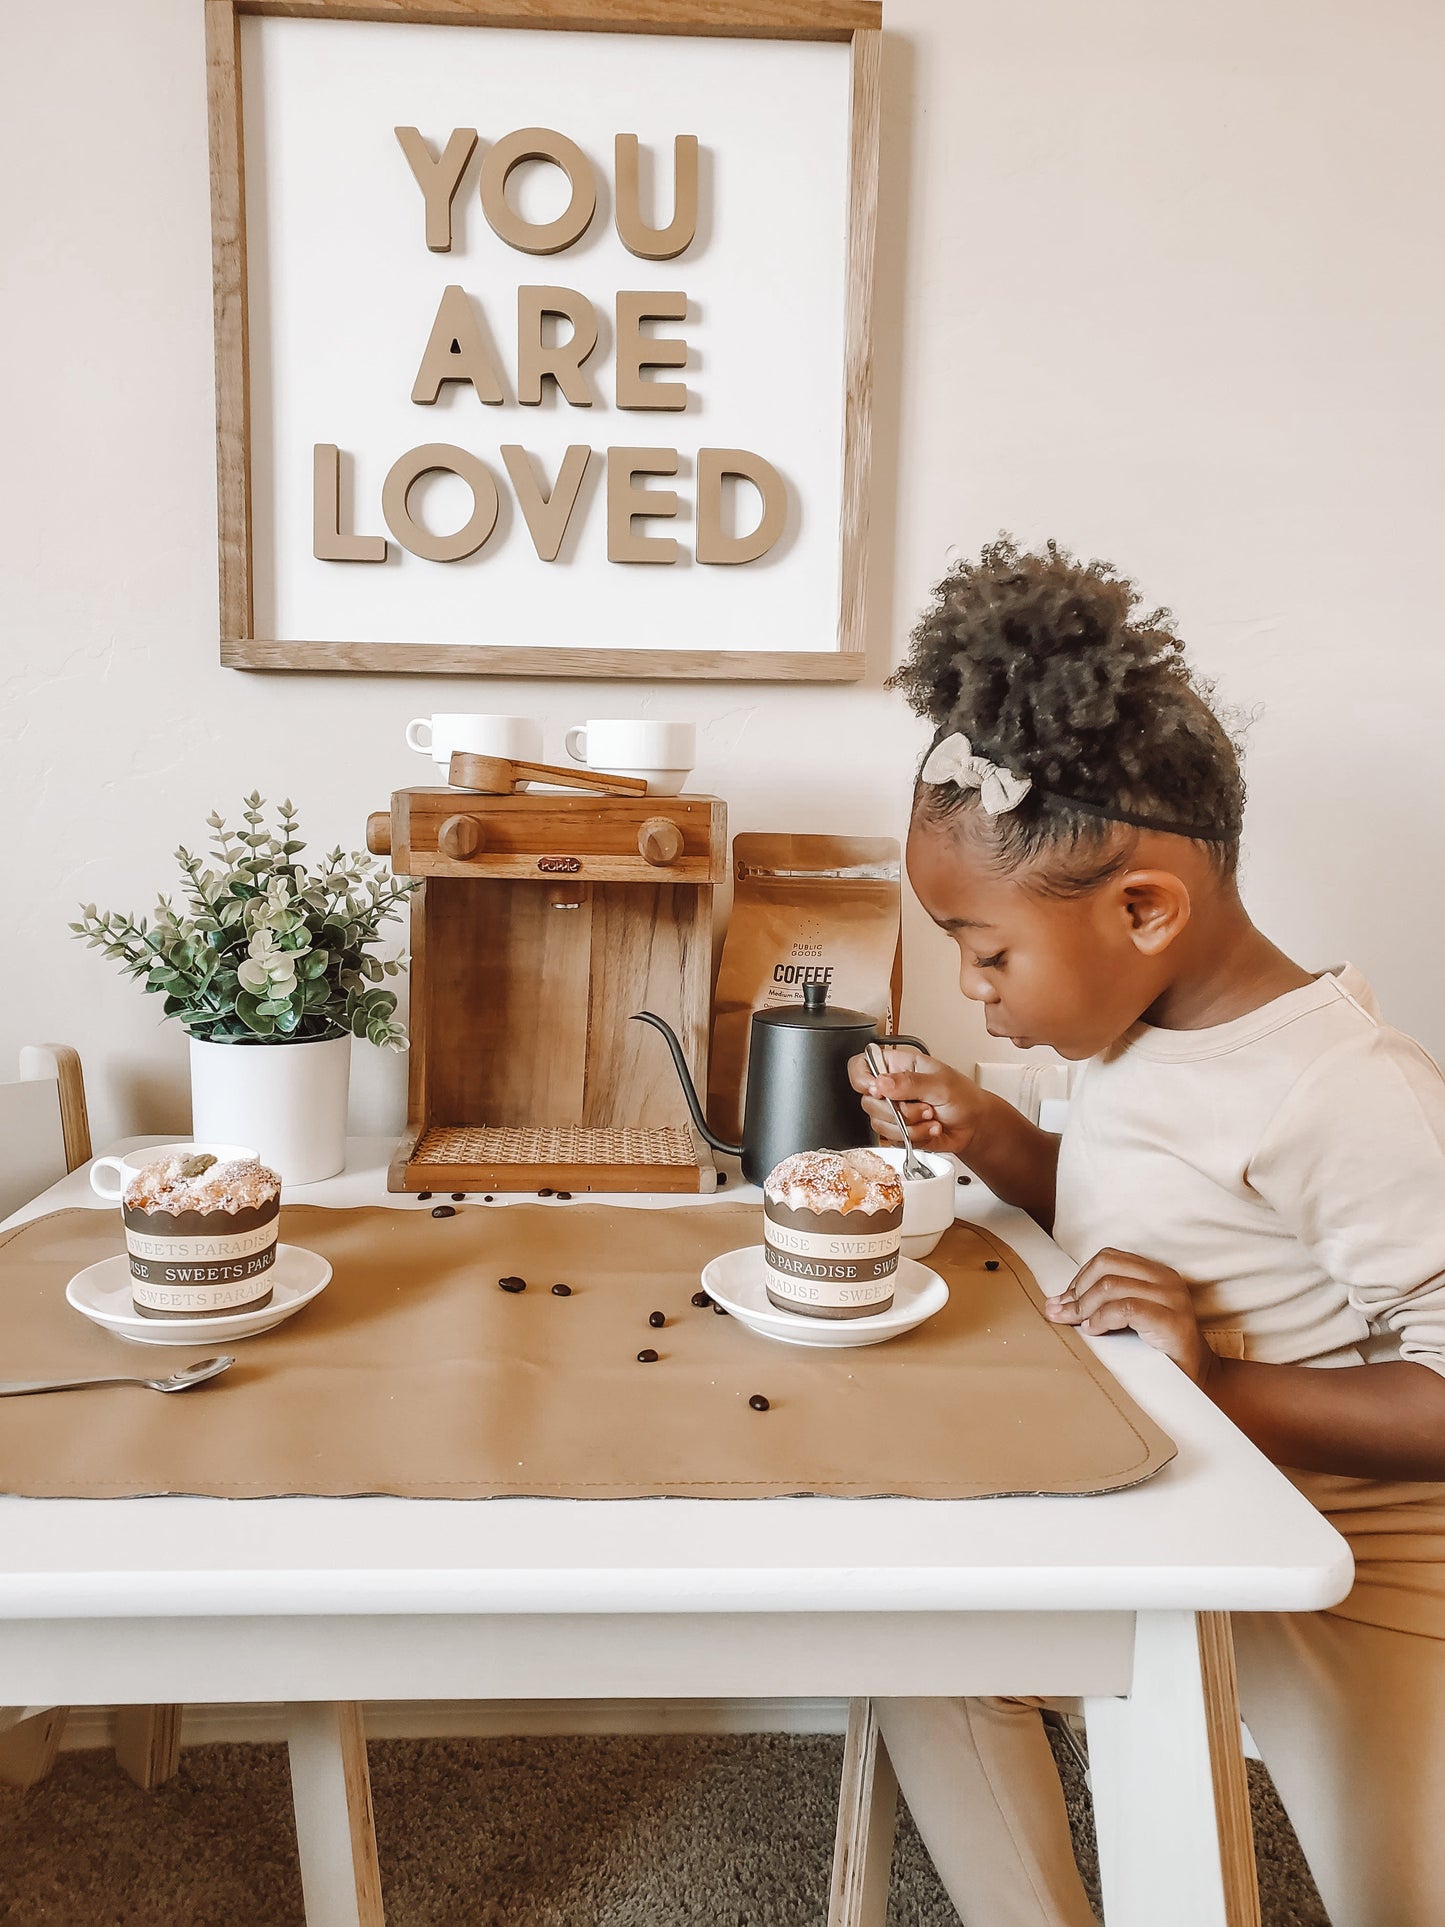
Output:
[65, 1244, 333, 1347]
[700, 1245, 949, 1348]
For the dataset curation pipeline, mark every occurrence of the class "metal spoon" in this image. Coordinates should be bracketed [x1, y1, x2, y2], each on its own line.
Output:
[0, 1357, 235, 1398]
[865, 1041, 934, 1181]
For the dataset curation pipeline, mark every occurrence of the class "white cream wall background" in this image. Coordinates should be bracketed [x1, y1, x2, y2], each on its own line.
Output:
[3, 0, 1443, 1151]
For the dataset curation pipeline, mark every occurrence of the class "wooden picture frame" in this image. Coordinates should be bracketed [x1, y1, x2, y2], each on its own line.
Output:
[204, 0, 882, 682]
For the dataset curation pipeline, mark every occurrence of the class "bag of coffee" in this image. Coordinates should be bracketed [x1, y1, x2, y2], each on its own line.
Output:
[708, 834, 902, 1142]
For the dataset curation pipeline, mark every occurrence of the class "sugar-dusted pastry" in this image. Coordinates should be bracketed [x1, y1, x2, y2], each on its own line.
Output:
[121, 1151, 281, 1318]
[762, 1148, 904, 1319]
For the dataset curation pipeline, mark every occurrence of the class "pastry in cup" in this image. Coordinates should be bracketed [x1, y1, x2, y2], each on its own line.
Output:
[121, 1152, 281, 1318]
[762, 1148, 903, 1319]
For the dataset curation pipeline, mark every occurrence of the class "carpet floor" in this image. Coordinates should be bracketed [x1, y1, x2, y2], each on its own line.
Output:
[0, 1730, 1329, 1925]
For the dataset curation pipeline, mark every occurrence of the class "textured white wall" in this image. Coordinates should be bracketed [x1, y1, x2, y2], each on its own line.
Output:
[3, 0, 1442, 1150]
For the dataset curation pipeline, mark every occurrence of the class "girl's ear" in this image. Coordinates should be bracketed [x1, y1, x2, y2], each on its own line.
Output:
[1115, 869, 1192, 955]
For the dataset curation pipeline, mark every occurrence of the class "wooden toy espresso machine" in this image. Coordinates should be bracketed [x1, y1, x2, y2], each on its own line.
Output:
[368, 770, 727, 1194]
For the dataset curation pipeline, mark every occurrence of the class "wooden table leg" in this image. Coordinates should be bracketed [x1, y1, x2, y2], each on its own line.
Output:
[1085, 1610, 1260, 1927]
[0, 1707, 66, 1789]
[828, 1697, 899, 1927]
[115, 1705, 183, 1789]
[286, 1702, 385, 1927]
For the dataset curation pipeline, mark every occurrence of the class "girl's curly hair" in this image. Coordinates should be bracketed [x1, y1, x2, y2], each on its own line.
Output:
[890, 536, 1245, 893]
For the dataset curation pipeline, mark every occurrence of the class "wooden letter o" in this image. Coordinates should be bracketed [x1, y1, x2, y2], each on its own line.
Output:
[479, 127, 597, 256]
[381, 445, 499, 561]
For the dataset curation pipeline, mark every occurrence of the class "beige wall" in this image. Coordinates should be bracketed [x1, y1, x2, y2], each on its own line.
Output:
[3, 0, 1442, 1149]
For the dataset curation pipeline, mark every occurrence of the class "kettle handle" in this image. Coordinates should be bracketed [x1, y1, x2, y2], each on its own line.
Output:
[875, 1033, 928, 1054]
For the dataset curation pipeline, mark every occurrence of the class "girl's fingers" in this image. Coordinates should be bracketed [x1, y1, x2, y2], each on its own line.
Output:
[1046, 1277, 1176, 1328]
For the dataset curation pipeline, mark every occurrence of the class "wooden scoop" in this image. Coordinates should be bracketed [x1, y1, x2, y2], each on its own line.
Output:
[447, 751, 650, 797]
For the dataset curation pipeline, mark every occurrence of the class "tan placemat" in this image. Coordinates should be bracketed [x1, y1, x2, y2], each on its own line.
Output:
[0, 1205, 1174, 1500]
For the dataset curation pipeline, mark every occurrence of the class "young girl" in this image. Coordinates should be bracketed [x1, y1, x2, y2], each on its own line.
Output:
[852, 538, 1445, 1927]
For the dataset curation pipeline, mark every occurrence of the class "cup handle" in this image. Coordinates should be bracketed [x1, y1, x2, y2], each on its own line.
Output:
[563, 726, 588, 765]
[89, 1156, 128, 1201]
[405, 718, 432, 753]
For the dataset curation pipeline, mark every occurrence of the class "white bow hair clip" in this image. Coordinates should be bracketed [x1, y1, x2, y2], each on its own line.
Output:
[920, 733, 1032, 816]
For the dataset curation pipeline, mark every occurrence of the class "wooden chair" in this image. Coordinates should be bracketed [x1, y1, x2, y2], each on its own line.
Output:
[0, 1045, 182, 1794]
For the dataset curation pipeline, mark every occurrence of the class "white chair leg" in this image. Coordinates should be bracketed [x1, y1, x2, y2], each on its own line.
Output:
[286, 1702, 385, 1927]
[828, 1696, 899, 1927]
[115, 1704, 183, 1789]
[1085, 1610, 1259, 1927]
[0, 1707, 67, 1789]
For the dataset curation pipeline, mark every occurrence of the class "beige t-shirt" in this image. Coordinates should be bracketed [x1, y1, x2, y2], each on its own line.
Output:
[1054, 964, 1445, 1378]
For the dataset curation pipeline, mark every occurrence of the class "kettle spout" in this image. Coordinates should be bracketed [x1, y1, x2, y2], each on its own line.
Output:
[631, 1012, 743, 1158]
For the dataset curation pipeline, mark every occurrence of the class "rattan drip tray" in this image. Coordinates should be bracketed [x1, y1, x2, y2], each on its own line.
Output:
[398, 1124, 710, 1195]
[416, 1125, 698, 1168]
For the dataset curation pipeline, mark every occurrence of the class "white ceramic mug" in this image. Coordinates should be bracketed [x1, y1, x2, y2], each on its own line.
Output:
[871, 1147, 957, 1259]
[406, 714, 544, 768]
[563, 719, 696, 796]
[90, 1141, 259, 1202]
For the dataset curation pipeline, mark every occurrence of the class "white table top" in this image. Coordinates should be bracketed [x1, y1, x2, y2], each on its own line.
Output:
[0, 1139, 1352, 1621]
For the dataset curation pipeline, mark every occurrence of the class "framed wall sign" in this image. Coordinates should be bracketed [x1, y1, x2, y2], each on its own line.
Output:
[205, 0, 882, 681]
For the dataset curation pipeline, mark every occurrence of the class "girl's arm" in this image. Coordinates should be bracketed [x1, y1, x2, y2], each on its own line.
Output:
[851, 1051, 1061, 1229]
[1048, 1248, 1445, 1480]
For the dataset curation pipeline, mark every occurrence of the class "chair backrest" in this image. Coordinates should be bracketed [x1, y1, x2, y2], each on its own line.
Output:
[0, 1046, 91, 1223]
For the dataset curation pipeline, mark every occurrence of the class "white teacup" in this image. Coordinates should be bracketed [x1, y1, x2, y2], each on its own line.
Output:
[406, 714, 543, 768]
[564, 719, 696, 796]
[871, 1146, 957, 1259]
[90, 1141, 259, 1202]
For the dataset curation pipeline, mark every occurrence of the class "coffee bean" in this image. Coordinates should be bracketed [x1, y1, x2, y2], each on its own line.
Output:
[451, 1192, 465, 1201]
[748, 1394, 770, 1412]
[648, 1311, 666, 1328]
[984, 1259, 1000, 1271]
[417, 1190, 432, 1201]
[551, 1283, 572, 1297]
[956, 1173, 972, 1186]
[484, 1195, 495, 1202]
[637, 1348, 659, 1363]
[713, 1303, 729, 1316]
[431, 1204, 456, 1218]
[538, 1187, 554, 1197]
[717, 1172, 728, 1186]
[691, 1290, 711, 1308]
[499, 1275, 527, 1292]
[556, 1191, 573, 1200]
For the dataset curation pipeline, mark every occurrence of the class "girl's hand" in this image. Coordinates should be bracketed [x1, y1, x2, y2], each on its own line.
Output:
[848, 1047, 988, 1159]
[1045, 1248, 1216, 1387]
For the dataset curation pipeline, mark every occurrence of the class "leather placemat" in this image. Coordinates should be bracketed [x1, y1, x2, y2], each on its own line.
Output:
[0, 1205, 1175, 1500]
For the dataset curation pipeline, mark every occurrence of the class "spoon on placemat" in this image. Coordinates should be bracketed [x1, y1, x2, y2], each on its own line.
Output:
[0, 1357, 234, 1398]
[864, 1041, 934, 1181]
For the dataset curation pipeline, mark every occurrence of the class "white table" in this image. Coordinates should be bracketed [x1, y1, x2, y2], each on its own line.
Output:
[0, 1139, 1351, 1927]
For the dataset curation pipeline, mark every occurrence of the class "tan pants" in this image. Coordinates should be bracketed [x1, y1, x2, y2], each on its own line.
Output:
[879, 1608, 1445, 1927]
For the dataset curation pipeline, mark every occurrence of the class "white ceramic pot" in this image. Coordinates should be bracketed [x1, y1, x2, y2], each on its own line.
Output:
[188, 1034, 351, 1185]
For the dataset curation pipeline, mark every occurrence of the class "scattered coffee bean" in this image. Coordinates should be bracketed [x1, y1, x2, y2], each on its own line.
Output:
[551, 1283, 572, 1297]
[637, 1348, 659, 1363]
[648, 1311, 666, 1328]
[417, 1190, 432, 1201]
[717, 1171, 728, 1186]
[984, 1259, 1000, 1271]
[691, 1290, 711, 1308]
[498, 1275, 527, 1293]
[956, 1173, 972, 1186]
[748, 1394, 771, 1412]
[431, 1204, 456, 1218]
[538, 1187, 554, 1197]
[484, 1195, 495, 1203]
[556, 1190, 573, 1200]
[451, 1191, 466, 1201]
[713, 1302, 729, 1315]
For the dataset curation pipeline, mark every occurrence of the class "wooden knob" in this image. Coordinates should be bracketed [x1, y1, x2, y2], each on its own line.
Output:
[438, 813, 483, 859]
[365, 811, 392, 857]
[638, 816, 684, 866]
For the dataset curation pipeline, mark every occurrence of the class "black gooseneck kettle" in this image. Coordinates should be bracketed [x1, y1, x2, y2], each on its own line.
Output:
[633, 985, 926, 1185]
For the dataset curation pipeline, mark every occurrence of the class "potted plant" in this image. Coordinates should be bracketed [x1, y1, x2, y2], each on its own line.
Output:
[72, 793, 412, 1183]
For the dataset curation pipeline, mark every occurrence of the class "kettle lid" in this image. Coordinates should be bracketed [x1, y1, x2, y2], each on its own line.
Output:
[752, 983, 875, 1030]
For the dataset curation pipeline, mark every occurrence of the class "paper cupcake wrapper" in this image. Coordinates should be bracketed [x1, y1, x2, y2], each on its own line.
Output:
[123, 1200, 279, 1312]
